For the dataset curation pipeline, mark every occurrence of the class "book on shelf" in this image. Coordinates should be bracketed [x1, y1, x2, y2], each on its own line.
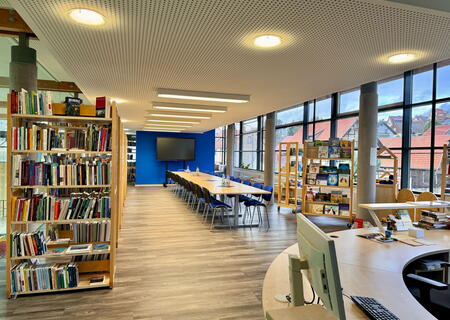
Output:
[10, 262, 79, 293]
[340, 147, 351, 158]
[47, 247, 67, 256]
[324, 204, 339, 215]
[311, 204, 324, 214]
[417, 210, 449, 229]
[12, 123, 112, 152]
[318, 146, 328, 158]
[309, 163, 320, 173]
[307, 173, 317, 185]
[72, 220, 111, 243]
[316, 174, 328, 185]
[330, 191, 343, 203]
[327, 173, 338, 186]
[66, 244, 93, 254]
[12, 193, 111, 221]
[338, 203, 350, 216]
[340, 140, 351, 148]
[10, 231, 48, 257]
[315, 192, 331, 202]
[10, 89, 52, 115]
[328, 145, 340, 158]
[338, 174, 350, 187]
[12, 155, 111, 186]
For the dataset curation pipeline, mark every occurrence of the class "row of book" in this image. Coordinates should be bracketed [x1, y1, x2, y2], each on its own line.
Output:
[9, 89, 52, 115]
[12, 155, 111, 186]
[417, 210, 449, 229]
[305, 189, 349, 203]
[307, 139, 352, 159]
[11, 124, 112, 152]
[307, 163, 350, 186]
[10, 231, 48, 257]
[12, 193, 111, 221]
[10, 262, 79, 293]
[308, 203, 350, 216]
[72, 220, 111, 243]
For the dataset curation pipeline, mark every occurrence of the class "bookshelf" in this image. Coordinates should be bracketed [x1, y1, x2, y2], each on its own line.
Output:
[6, 93, 126, 298]
[277, 142, 302, 212]
[301, 139, 355, 222]
[375, 145, 399, 217]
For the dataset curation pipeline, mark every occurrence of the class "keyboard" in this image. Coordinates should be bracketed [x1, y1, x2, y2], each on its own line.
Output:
[351, 296, 400, 320]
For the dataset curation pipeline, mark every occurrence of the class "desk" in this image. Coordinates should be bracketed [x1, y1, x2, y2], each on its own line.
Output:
[262, 227, 450, 319]
[171, 171, 270, 228]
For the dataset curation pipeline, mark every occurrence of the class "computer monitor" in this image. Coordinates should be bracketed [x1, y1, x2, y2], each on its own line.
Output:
[289, 213, 346, 319]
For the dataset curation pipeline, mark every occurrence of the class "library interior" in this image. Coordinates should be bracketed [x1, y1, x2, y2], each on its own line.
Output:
[1, 1, 450, 319]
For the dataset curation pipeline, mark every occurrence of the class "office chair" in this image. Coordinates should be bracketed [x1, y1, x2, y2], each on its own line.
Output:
[243, 184, 273, 231]
[202, 187, 231, 229]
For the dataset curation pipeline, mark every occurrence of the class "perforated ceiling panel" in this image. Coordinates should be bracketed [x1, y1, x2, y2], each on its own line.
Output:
[7, 0, 450, 132]
[0, 0, 12, 8]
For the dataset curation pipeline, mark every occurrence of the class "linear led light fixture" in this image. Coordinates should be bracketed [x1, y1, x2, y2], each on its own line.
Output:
[144, 126, 186, 130]
[148, 111, 212, 119]
[145, 119, 201, 124]
[151, 101, 227, 113]
[144, 123, 192, 128]
[143, 129, 182, 133]
[156, 88, 250, 104]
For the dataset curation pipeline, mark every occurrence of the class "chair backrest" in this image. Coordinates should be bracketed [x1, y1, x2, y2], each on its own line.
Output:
[262, 185, 273, 202]
[202, 187, 212, 204]
[234, 177, 242, 183]
[243, 180, 251, 186]
[195, 184, 204, 199]
[214, 173, 222, 177]
[417, 191, 438, 201]
[229, 176, 235, 181]
[253, 182, 263, 189]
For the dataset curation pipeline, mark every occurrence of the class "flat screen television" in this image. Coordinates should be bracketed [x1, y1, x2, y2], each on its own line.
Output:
[156, 137, 196, 161]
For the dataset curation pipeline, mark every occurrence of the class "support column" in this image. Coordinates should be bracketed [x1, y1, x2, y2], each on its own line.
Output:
[264, 112, 276, 188]
[9, 33, 37, 91]
[357, 82, 378, 223]
[226, 123, 235, 177]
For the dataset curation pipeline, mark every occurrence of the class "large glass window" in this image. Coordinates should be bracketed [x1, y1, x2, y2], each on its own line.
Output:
[437, 60, 450, 100]
[234, 117, 264, 170]
[275, 125, 303, 146]
[435, 102, 450, 146]
[412, 66, 433, 104]
[410, 105, 432, 148]
[378, 76, 403, 106]
[276, 104, 303, 126]
[215, 127, 226, 166]
[339, 89, 360, 114]
[315, 96, 332, 120]
[378, 109, 402, 148]
[337, 117, 359, 147]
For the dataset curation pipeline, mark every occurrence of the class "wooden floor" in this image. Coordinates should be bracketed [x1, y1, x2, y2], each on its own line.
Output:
[0, 186, 347, 319]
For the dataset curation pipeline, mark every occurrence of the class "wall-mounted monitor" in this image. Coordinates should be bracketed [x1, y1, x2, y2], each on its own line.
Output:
[156, 137, 196, 161]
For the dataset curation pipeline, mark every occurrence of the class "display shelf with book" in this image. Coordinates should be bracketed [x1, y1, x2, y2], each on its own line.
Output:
[375, 145, 399, 217]
[301, 139, 355, 222]
[277, 142, 302, 212]
[441, 144, 450, 202]
[6, 91, 126, 298]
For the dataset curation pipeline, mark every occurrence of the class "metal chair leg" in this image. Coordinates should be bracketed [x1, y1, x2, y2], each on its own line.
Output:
[210, 208, 217, 229]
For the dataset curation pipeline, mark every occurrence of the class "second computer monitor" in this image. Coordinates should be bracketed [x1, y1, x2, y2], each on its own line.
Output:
[296, 213, 346, 319]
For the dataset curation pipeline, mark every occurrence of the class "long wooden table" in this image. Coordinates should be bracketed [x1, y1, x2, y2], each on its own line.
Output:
[171, 171, 270, 228]
[263, 226, 450, 319]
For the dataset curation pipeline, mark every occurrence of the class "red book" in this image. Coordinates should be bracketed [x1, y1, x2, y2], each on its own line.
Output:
[100, 128, 107, 151]
[96, 97, 106, 109]
[55, 200, 61, 220]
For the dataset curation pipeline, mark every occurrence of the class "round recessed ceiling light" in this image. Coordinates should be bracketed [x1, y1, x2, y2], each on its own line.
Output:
[254, 35, 282, 48]
[388, 53, 416, 64]
[69, 8, 105, 26]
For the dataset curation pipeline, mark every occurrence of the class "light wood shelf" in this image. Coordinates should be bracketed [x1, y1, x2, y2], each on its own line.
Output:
[6, 94, 127, 298]
[301, 140, 355, 222]
[12, 114, 112, 122]
[12, 150, 112, 155]
[11, 218, 111, 224]
[277, 142, 302, 211]
[11, 184, 111, 189]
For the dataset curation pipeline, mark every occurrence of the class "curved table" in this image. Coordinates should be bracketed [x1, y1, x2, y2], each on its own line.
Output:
[262, 228, 450, 319]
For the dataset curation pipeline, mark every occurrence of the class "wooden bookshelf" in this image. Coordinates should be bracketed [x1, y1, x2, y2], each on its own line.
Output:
[301, 140, 355, 222]
[277, 142, 302, 212]
[11, 248, 110, 260]
[6, 95, 126, 298]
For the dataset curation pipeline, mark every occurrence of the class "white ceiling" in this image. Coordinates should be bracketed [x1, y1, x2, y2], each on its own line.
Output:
[7, 0, 450, 132]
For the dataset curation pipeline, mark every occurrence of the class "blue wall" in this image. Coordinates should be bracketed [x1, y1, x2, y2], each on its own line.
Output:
[136, 130, 215, 184]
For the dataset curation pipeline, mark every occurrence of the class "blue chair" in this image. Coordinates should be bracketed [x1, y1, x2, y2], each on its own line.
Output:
[239, 180, 252, 203]
[243, 185, 273, 231]
[202, 187, 232, 229]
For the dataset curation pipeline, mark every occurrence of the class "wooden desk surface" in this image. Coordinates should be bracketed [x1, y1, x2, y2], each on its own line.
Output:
[263, 227, 450, 320]
[172, 171, 270, 195]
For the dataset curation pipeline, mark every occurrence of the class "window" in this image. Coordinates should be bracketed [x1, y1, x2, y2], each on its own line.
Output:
[307, 101, 314, 122]
[378, 109, 402, 148]
[409, 149, 432, 192]
[437, 60, 450, 99]
[378, 76, 403, 106]
[313, 121, 331, 140]
[276, 104, 303, 126]
[234, 117, 264, 170]
[214, 127, 226, 166]
[339, 89, 360, 114]
[412, 66, 433, 104]
[315, 96, 332, 120]
[410, 105, 432, 148]
[435, 102, 450, 146]
[275, 125, 302, 146]
[337, 117, 359, 147]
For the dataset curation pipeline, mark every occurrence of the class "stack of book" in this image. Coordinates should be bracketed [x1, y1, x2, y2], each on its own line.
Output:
[10, 231, 48, 257]
[418, 210, 449, 229]
[72, 220, 111, 243]
[11, 124, 112, 152]
[9, 89, 52, 115]
[12, 155, 111, 186]
[12, 193, 111, 221]
[10, 262, 79, 293]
